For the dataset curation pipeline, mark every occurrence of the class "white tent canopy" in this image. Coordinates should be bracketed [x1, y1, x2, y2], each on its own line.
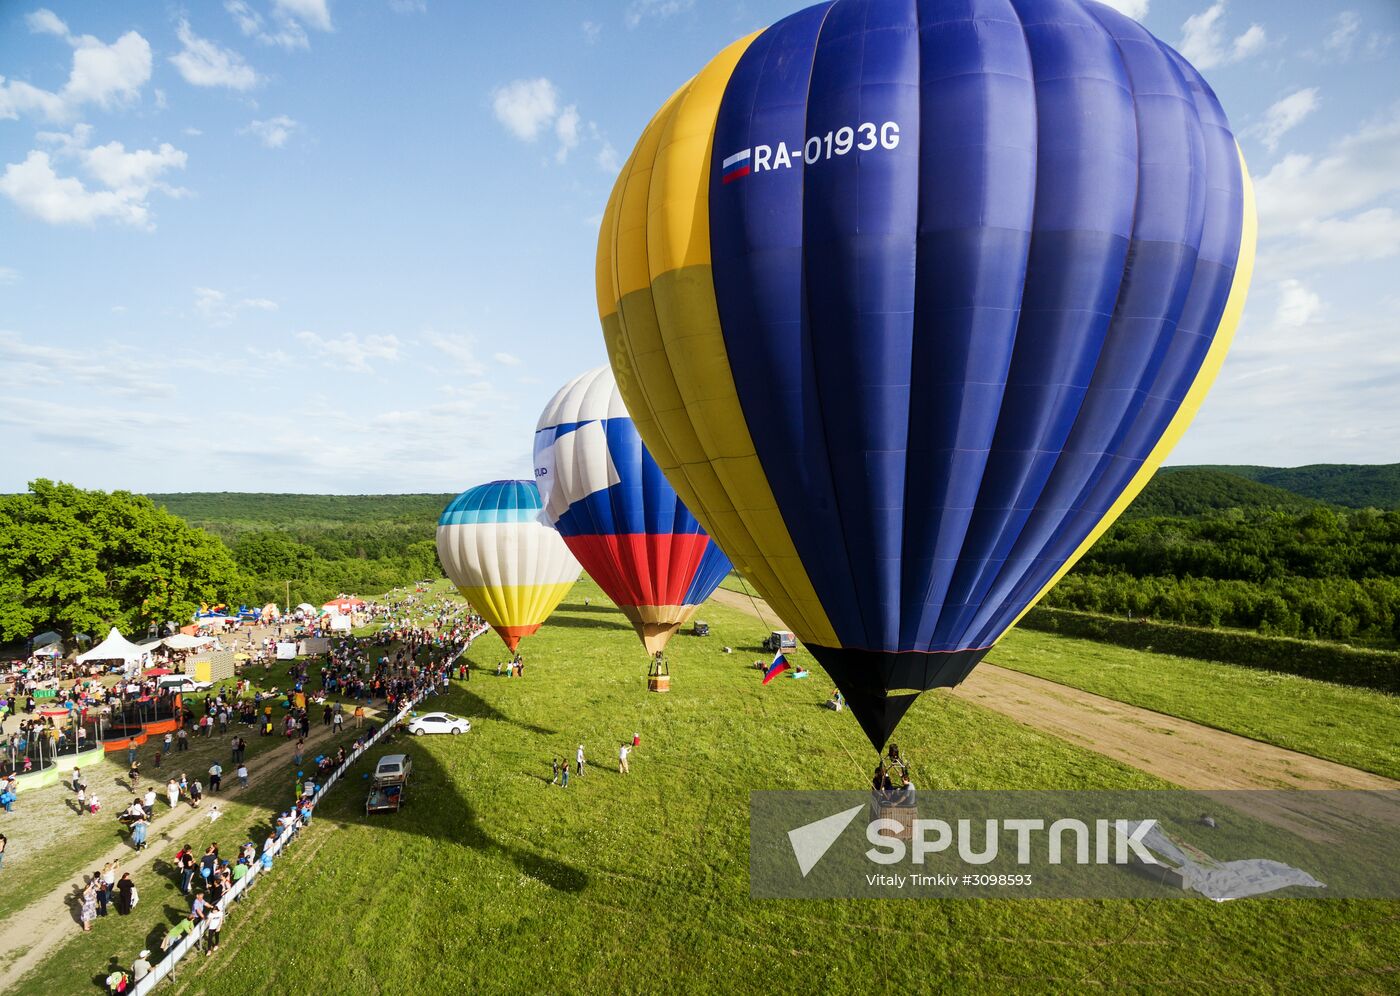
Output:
[162, 634, 214, 651]
[77, 627, 152, 666]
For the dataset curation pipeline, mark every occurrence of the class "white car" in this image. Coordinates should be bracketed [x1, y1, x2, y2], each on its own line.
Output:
[408, 712, 470, 736]
[156, 675, 213, 694]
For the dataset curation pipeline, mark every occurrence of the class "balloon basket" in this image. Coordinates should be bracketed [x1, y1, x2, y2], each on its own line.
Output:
[870, 798, 917, 841]
[647, 652, 669, 692]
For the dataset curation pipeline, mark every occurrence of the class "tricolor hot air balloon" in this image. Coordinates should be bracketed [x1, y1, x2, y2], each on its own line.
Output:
[436, 481, 581, 654]
[597, 0, 1255, 750]
[534, 366, 733, 687]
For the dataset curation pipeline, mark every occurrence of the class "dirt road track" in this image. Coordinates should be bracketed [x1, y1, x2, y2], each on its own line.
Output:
[710, 589, 1398, 792]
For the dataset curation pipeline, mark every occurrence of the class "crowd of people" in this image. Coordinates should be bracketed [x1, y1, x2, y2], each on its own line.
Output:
[72, 598, 485, 993]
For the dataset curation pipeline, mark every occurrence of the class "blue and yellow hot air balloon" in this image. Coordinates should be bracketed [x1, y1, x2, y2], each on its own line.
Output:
[436, 481, 581, 653]
[534, 366, 733, 661]
[597, 0, 1255, 749]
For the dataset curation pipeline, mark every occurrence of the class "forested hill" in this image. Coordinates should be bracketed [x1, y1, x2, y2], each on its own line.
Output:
[1122, 469, 1322, 519]
[1162, 464, 1400, 510]
[149, 493, 455, 536]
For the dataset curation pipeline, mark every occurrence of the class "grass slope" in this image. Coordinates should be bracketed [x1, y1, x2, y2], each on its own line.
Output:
[48, 579, 1386, 995]
[994, 628, 1400, 779]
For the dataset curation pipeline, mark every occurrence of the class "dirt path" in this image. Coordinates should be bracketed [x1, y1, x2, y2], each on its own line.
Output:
[0, 716, 358, 990]
[710, 589, 1398, 792]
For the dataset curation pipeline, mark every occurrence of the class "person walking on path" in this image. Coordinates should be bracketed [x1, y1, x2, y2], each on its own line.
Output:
[237, 763, 248, 788]
[167, 779, 179, 810]
[209, 762, 223, 794]
[576, 744, 586, 777]
[619, 743, 630, 774]
[131, 814, 149, 851]
[128, 760, 141, 793]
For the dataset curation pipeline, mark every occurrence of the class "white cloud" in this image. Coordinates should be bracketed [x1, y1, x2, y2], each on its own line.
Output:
[493, 352, 521, 366]
[25, 8, 70, 38]
[83, 140, 187, 191]
[1249, 88, 1319, 153]
[295, 331, 401, 372]
[625, 0, 694, 29]
[492, 78, 560, 142]
[581, 20, 602, 43]
[1325, 11, 1361, 56]
[0, 330, 171, 396]
[1273, 279, 1321, 328]
[1094, 0, 1149, 20]
[1254, 106, 1400, 270]
[1179, 3, 1266, 70]
[554, 105, 581, 163]
[595, 141, 620, 174]
[244, 115, 299, 148]
[0, 14, 151, 122]
[275, 0, 332, 33]
[0, 267, 18, 285]
[0, 136, 186, 229]
[424, 330, 485, 377]
[194, 287, 279, 326]
[170, 19, 260, 90]
[226, 0, 330, 49]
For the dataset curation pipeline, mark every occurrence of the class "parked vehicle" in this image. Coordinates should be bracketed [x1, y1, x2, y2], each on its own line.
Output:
[367, 753, 411, 814]
[408, 712, 470, 736]
[763, 630, 798, 653]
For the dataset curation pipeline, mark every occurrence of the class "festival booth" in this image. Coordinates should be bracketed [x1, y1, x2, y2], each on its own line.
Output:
[77, 627, 151, 675]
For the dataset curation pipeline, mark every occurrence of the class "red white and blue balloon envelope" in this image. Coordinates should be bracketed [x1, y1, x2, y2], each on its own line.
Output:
[534, 366, 733, 654]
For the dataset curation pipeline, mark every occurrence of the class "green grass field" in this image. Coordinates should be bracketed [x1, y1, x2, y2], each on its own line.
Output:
[992, 629, 1400, 780]
[14, 579, 1384, 994]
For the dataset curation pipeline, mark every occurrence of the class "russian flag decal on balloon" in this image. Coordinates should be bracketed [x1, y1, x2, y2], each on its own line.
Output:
[534, 366, 733, 656]
[721, 148, 750, 183]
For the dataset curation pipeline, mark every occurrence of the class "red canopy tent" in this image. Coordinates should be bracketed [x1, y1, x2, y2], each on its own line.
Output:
[143, 667, 173, 677]
[322, 597, 366, 613]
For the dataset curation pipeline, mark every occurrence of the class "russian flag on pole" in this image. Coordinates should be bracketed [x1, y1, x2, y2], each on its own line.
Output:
[761, 651, 790, 685]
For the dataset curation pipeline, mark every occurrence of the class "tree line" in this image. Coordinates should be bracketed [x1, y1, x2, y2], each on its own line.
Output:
[1043, 506, 1400, 643]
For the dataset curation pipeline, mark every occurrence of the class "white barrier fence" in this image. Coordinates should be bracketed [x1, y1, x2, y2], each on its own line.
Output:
[131, 628, 484, 994]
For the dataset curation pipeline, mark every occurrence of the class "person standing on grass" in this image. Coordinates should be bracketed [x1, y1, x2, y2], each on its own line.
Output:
[132, 950, 152, 983]
[76, 782, 87, 814]
[79, 877, 98, 932]
[550, 756, 560, 785]
[332, 710, 344, 734]
[293, 738, 305, 767]
[114, 871, 135, 915]
[178, 727, 189, 751]
[619, 743, 630, 774]
[204, 901, 224, 954]
[560, 761, 569, 789]
[128, 760, 141, 791]
[577, 744, 586, 777]
[71, 767, 81, 793]
[209, 762, 223, 794]
[163, 732, 173, 754]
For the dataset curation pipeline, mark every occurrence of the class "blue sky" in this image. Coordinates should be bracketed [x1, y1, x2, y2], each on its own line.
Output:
[0, 0, 1396, 494]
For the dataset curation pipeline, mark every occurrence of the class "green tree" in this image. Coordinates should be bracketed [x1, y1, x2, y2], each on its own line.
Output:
[0, 480, 250, 644]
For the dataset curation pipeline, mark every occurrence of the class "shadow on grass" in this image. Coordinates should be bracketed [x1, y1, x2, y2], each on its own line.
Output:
[336, 689, 588, 894]
[448, 686, 555, 737]
[543, 614, 633, 633]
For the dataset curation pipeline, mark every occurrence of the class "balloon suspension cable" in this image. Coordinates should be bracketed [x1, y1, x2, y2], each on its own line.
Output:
[736, 575, 776, 632]
[737, 574, 866, 781]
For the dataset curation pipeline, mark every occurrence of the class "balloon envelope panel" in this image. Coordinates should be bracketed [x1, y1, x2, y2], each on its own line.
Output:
[597, 0, 1255, 748]
[436, 480, 581, 652]
[535, 366, 733, 654]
